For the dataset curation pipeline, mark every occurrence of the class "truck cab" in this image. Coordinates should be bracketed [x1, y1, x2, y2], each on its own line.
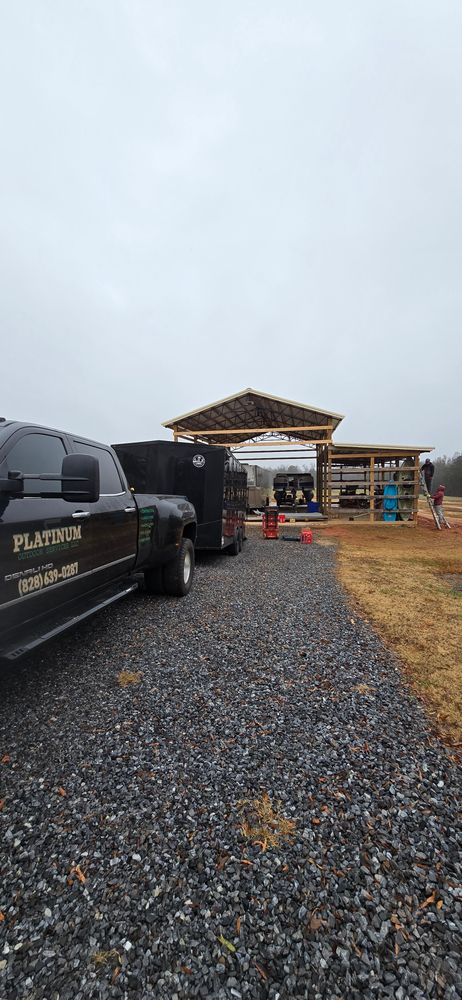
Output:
[0, 421, 196, 659]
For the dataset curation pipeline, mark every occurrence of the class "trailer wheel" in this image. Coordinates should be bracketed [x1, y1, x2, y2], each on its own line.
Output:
[228, 530, 240, 556]
[163, 538, 195, 596]
[144, 567, 164, 594]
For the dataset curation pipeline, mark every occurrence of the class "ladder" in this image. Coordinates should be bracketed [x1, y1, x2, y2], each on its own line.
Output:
[420, 476, 451, 529]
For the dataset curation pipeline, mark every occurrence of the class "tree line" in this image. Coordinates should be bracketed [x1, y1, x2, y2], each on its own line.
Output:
[431, 453, 462, 497]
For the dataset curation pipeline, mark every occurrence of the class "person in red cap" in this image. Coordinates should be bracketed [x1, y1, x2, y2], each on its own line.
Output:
[431, 484, 447, 527]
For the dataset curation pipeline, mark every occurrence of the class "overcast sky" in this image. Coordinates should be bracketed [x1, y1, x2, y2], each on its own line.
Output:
[1, 2, 461, 456]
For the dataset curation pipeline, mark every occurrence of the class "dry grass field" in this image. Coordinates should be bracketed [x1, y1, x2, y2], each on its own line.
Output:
[418, 493, 462, 525]
[322, 502, 462, 748]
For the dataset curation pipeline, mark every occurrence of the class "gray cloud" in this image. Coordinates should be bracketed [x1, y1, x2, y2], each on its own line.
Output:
[1, 1, 461, 454]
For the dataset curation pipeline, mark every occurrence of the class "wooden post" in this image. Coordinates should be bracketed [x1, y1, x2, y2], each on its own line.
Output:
[316, 446, 320, 508]
[316, 445, 324, 513]
[413, 453, 420, 527]
[319, 446, 326, 513]
[369, 455, 375, 522]
[327, 447, 332, 518]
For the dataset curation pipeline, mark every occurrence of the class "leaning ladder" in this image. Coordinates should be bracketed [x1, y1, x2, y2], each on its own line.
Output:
[420, 476, 451, 529]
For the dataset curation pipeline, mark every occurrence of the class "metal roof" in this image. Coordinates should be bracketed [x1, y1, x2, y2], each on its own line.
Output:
[331, 442, 434, 455]
[163, 388, 344, 445]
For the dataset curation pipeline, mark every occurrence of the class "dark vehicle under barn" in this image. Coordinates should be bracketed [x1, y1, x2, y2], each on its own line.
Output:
[113, 440, 247, 555]
[273, 472, 314, 508]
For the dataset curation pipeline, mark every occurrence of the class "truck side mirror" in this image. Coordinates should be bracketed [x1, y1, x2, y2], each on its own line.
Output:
[0, 469, 24, 495]
[61, 455, 100, 503]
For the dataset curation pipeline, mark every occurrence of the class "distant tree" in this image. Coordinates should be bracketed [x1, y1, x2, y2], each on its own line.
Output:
[260, 467, 274, 489]
[271, 463, 313, 473]
[431, 453, 462, 496]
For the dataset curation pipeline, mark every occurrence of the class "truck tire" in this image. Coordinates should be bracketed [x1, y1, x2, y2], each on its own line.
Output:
[144, 567, 164, 594]
[227, 530, 240, 556]
[163, 538, 195, 596]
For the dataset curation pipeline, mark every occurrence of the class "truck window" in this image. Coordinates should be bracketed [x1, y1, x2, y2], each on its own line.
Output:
[5, 432, 66, 494]
[72, 442, 124, 496]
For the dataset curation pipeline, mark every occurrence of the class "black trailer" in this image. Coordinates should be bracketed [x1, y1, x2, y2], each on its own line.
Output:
[113, 440, 247, 554]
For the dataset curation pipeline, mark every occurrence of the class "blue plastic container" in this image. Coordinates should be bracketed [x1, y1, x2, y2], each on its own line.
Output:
[307, 501, 319, 512]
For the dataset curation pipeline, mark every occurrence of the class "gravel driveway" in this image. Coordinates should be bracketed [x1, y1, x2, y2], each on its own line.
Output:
[1, 528, 461, 1000]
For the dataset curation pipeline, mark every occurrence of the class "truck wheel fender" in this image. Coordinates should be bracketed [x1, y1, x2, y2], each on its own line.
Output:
[163, 537, 195, 597]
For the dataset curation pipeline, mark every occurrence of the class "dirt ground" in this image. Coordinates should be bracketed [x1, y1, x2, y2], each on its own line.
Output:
[321, 507, 462, 748]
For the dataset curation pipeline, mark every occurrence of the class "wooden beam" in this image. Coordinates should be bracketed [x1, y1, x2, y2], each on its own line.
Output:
[233, 444, 316, 458]
[181, 425, 334, 435]
[329, 452, 416, 461]
[232, 453, 323, 458]
[328, 481, 418, 490]
[183, 443, 326, 450]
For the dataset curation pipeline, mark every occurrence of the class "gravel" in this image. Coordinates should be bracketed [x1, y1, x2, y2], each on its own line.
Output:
[0, 526, 461, 999]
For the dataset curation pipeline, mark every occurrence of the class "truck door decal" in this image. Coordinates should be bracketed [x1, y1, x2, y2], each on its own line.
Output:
[12, 524, 82, 555]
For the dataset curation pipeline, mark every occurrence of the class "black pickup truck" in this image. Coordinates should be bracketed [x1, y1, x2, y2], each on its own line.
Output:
[0, 421, 197, 660]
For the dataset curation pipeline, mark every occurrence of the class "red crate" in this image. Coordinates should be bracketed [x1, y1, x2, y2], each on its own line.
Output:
[262, 509, 279, 539]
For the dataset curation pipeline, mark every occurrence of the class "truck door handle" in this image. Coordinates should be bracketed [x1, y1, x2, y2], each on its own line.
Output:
[124, 507, 136, 513]
[72, 510, 91, 519]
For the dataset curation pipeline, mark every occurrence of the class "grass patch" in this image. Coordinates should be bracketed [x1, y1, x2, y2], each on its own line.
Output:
[324, 515, 462, 746]
[237, 792, 296, 851]
[91, 949, 121, 966]
[353, 683, 376, 695]
[117, 670, 142, 688]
